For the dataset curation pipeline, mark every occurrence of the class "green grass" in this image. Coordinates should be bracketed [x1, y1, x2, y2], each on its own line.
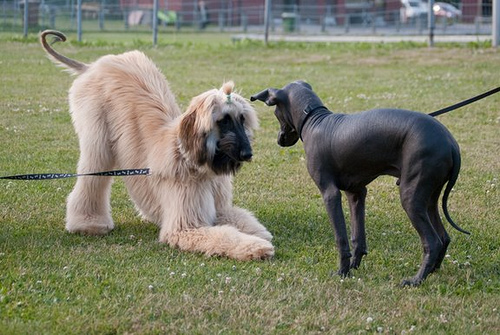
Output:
[1, 33, 499, 334]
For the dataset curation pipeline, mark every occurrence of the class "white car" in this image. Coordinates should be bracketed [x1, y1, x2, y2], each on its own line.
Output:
[400, 0, 428, 24]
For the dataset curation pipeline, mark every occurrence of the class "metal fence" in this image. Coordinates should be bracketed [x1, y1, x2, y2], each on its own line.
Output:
[0, 0, 493, 37]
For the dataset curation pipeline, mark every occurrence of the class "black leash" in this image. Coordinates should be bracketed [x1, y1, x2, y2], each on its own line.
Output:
[429, 86, 500, 117]
[0, 168, 150, 180]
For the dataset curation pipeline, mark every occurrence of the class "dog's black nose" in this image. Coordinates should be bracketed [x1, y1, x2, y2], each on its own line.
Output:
[240, 150, 253, 161]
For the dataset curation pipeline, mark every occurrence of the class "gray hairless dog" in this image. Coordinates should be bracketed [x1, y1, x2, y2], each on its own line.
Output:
[251, 80, 470, 286]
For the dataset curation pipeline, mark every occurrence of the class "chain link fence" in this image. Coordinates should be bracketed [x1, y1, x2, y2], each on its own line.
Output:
[0, 0, 493, 37]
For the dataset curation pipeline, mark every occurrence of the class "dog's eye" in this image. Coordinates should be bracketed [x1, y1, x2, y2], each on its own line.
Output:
[240, 115, 245, 124]
[219, 115, 231, 126]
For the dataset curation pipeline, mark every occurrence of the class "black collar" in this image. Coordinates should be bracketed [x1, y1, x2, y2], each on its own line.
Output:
[297, 105, 329, 141]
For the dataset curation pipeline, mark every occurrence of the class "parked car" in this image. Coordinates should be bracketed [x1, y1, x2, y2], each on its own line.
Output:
[433, 2, 462, 23]
[400, 0, 428, 24]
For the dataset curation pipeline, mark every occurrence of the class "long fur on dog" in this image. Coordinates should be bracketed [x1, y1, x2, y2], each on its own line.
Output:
[40, 30, 274, 260]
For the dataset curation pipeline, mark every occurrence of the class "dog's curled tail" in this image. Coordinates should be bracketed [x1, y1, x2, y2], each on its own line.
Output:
[40, 30, 88, 75]
[443, 149, 470, 235]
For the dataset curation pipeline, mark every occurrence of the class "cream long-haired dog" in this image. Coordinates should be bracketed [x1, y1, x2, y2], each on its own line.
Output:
[40, 30, 273, 260]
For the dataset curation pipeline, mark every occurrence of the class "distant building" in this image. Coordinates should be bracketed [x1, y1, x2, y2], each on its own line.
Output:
[118, 0, 492, 25]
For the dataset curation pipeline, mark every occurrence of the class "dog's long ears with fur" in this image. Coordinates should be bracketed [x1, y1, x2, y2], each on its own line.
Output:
[178, 90, 220, 165]
[40, 30, 88, 75]
[250, 88, 281, 106]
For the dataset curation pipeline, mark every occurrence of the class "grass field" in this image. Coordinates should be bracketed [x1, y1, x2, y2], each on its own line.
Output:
[0, 32, 499, 334]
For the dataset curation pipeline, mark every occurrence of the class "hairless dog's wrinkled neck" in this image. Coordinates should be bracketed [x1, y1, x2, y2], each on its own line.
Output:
[297, 105, 330, 141]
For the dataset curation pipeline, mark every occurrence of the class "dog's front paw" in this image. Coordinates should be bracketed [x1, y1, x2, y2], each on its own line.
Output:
[232, 237, 274, 261]
[336, 261, 351, 277]
[349, 251, 367, 269]
[337, 255, 351, 277]
[349, 260, 361, 270]
[400, 277, 424, 287]
[336, 268, 351, 278]
[66, 215, 114, 236]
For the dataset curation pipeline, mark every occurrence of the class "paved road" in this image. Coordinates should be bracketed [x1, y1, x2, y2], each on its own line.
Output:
[232, 33, 491, 44]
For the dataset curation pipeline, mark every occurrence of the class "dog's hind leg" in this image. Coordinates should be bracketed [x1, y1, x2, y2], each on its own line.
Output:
[164, 226, 274, 261]
[345, 188, 368, 270]
[428, 187, 451, 271]
[66, 126, 115, 235]
[399, 182, 445, 286]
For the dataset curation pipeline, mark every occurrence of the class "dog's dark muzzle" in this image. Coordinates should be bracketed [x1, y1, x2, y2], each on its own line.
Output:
[217, 132, 253, 162]
[239, 147, 253, 162]
[277, 129, 299, 147]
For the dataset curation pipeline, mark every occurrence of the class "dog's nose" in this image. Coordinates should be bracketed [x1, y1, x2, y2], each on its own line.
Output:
[240, 150, 253, 161]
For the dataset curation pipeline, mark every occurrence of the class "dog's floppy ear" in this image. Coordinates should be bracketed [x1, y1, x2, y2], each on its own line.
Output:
[178, 110, 207, 165]
[250, 88, 280, 106]
[178, 91, 220, 165]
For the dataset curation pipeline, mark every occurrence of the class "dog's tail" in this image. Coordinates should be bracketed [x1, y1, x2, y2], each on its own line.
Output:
[442, 148, 470, 235]
[40, 30, 88, 75]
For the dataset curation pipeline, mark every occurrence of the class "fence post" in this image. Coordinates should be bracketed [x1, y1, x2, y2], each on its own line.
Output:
[264, 0, 271, 45]
[23, 0, 28, 37]
[124, 8, 129, 30]
[494, 0, 500, 47]
[293, 4, 299, 32]
[40, 0, 45, 30]
[218, 11, 224, 31]
[242, 12, 248, 32]
[428, 0, 435, 47]
[77, 0, 82, 42]
[372, 11, 376, 34]
[152, 0, 158, 46]
[344, 14, 350, 33]
[176, 14, 181, 31]
[396, 11, 400, 32]
[99, 0, 105, 31]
